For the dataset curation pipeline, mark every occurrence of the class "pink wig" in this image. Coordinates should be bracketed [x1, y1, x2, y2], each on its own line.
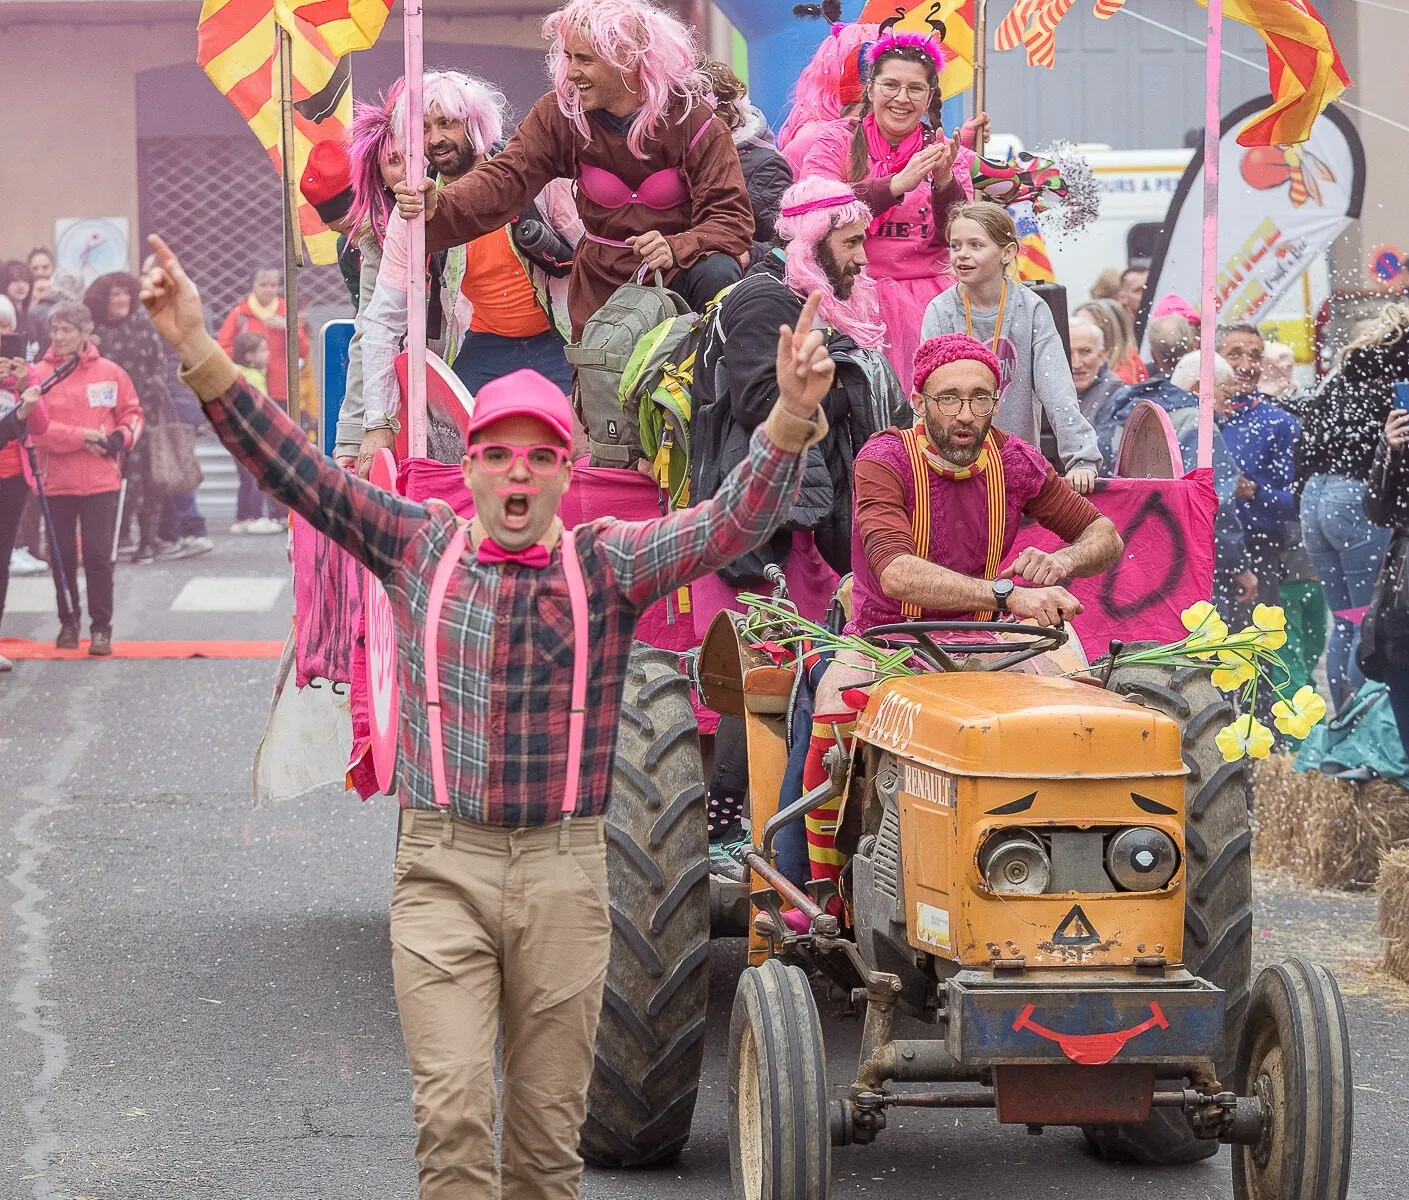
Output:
[391, 69, 508, 159]
[542, 0, 709, 160]
[776, 22, 880, 155]
[866, 30, 949, 71]
[346, 80, 403, 246]
[774, 176, 886, 351]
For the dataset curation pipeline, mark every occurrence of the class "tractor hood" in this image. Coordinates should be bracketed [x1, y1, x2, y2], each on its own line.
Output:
[856, 673, 1186, 781]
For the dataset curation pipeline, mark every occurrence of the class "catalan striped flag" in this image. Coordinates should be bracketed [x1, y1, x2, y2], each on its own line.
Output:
[289, 0, 393, 57]
[1011, 205, 1055, 284]
[858, 1, 978, 98]
[196, 0, 359, 264]
[992, 0, 1347, 146]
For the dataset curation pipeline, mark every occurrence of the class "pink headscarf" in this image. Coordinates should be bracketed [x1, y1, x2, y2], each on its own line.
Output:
[775, 177, 887, 351]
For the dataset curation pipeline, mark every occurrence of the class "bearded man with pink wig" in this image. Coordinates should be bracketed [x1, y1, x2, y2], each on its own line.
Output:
[395, 0, 753, 336]
[692, 176, 911, 586]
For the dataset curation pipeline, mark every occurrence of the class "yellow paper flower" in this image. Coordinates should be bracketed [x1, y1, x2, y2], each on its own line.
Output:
[1210, 654, 1257, 692]
[1182, 601, 1220, 635]
[1216, 714, 1275, 762]
[1271, 686, 1328, 740]
[1251, 604, 1289, 651]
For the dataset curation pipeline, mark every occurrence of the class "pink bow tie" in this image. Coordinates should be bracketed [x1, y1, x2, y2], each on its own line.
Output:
[476, 538, 551, 568]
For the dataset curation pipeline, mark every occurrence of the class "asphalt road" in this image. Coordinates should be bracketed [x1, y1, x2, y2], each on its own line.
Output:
[2, 534, 1405, 1199]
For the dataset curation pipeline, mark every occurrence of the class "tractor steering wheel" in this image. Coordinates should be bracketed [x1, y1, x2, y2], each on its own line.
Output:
[862, 620, 1068, 674]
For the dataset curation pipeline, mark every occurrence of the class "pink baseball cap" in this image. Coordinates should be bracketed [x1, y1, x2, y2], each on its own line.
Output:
[464, 369, 574, 447]
[1151, 292, 1199, 323]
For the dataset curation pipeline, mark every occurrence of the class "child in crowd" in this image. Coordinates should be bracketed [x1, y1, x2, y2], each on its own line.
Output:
[229, 332, 285, 535]
[921, 201, 1100, 491]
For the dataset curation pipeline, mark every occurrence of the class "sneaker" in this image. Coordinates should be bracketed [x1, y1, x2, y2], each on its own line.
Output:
[153, 539, 183, 558]
[0, 654, 11, 672]
[56, 621, 80, 650]
[10, 548, 48, 576]
[167, 535, 215, 560]
[230, 520, 254, 535]
[251, 516, 286, 535]
[117, 538, 139, 557]
[88, 630, 112, 657]
[131, 544, 157, 565]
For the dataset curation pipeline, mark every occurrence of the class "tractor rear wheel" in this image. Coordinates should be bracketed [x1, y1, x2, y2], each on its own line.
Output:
[580, 645, 710, 1168]
[1084, 653, 1254, 1165]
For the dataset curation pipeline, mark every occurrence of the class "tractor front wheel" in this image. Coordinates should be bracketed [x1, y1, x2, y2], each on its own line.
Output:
[729, 958, 831, 1200]
[1232, 958, 1353, 1200]
[580, 645, 710, 1168]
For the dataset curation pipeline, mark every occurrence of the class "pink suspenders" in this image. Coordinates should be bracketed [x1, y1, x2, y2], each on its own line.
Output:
[422, 523, 591, 821]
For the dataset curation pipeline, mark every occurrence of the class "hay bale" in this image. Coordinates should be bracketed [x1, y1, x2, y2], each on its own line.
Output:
[1252, 754, 1315, 873]
[1379, 847, 1409, 983]
[1253, 758, 1409, 889]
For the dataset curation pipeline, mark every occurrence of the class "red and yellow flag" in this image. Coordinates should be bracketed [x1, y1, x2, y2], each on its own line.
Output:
[197, 0, 361, 264]
[288, 0, 393, 57]
[858, 1, 978, 97]
[992, 0, 1348, 145]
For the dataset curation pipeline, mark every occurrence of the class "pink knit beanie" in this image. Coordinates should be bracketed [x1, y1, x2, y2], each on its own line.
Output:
[912, 334, 1001, 391]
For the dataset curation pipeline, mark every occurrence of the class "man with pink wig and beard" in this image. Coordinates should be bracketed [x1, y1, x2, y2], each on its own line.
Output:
[692, 175, 910, 586]
[395, 0, 753, 336]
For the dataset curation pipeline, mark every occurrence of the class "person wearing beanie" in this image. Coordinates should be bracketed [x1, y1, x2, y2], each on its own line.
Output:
[785, 331, 1122, 920]
[139, 234, 833, 1199]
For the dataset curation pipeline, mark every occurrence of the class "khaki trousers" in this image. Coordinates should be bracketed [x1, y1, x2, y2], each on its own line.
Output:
[390, 809, 611, 1200]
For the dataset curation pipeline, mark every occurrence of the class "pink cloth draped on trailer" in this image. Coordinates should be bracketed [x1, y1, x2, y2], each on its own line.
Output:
[1001, 469, 1219, 661]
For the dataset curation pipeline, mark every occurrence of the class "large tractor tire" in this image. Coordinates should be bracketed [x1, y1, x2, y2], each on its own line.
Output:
[1084, 654, 1254, 1165]
[581, 644, 710, 1168]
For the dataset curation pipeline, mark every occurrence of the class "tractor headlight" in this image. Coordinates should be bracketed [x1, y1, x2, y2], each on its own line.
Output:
[979, 829, 1051, 896]
[1106, 827, 1179, 891]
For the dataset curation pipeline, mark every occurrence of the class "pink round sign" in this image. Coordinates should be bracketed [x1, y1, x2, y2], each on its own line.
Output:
[365, 448, 401, 794]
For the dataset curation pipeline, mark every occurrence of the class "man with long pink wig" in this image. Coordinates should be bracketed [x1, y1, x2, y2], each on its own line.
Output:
[356, 69, 582, 475]
[692, 175, 910, 586]
[395, 0, 753, 337]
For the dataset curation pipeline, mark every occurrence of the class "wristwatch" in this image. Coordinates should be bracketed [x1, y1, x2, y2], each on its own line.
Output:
[991, 578, 1015, 614]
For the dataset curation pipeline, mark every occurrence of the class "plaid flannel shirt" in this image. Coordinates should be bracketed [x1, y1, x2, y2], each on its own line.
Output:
[182, 346, 824, 827]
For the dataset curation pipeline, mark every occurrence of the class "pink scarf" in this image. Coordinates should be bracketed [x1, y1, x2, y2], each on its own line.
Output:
[862, 114, 929, 232]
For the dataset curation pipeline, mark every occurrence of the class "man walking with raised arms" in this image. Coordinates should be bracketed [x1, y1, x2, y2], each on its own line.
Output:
[140, 234, 831, 1199]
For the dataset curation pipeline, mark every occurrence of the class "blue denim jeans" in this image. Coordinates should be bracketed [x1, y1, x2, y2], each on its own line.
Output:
[160, 490, 208, 541]
[451, 329, 573, 395]
[1300, 473, 1392, 708]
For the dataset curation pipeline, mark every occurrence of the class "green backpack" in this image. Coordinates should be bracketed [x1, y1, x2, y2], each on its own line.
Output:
[619, 288, 732, 510]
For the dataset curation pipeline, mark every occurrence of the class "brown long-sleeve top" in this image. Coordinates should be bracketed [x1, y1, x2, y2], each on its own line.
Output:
[424, 93, 754, 338]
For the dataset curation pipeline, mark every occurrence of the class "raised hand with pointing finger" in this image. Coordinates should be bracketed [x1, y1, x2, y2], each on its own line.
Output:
[775, 290, 835, 422]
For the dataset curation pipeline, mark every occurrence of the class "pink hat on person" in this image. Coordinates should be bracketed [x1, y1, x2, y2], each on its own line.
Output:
[1151, 292, 1199, 323]
[465, 369, 574, 446]
[912, 334, 1002, 391]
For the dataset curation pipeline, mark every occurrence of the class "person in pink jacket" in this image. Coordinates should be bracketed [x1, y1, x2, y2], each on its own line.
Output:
[0, 364, 47, 671]
[29, 301, 143, 655]
[802, 31, 977, 394]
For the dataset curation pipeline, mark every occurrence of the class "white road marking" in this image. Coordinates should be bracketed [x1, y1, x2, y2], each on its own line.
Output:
[3, 577, 76, 615]
[170, 576, 286, 613]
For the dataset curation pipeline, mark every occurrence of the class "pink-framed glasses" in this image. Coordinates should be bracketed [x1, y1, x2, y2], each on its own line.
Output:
[466, 443, 570, 476]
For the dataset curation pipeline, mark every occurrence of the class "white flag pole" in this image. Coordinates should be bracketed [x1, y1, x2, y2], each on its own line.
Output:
[1196, 0, 1224, 471]
[404, 0, 427, 458]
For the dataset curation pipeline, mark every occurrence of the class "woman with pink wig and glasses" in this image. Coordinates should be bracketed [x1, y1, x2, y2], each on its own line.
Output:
[802, 31, 984, 393]
[394, 0, 754, 338]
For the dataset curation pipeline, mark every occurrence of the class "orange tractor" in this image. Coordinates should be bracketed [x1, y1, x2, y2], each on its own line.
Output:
[578, 605, 1352, 1200]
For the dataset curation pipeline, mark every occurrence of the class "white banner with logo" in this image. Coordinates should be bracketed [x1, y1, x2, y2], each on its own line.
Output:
[1140, 97, 1364, 343]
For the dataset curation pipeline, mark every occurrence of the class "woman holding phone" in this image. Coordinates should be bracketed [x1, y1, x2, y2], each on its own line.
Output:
[1361, 407, 1409, 749]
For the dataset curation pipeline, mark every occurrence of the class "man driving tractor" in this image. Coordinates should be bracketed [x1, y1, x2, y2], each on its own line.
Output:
[797, 332, 1124, 906]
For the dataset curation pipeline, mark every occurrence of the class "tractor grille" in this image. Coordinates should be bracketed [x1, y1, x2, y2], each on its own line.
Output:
[872, 799, 902, 912]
